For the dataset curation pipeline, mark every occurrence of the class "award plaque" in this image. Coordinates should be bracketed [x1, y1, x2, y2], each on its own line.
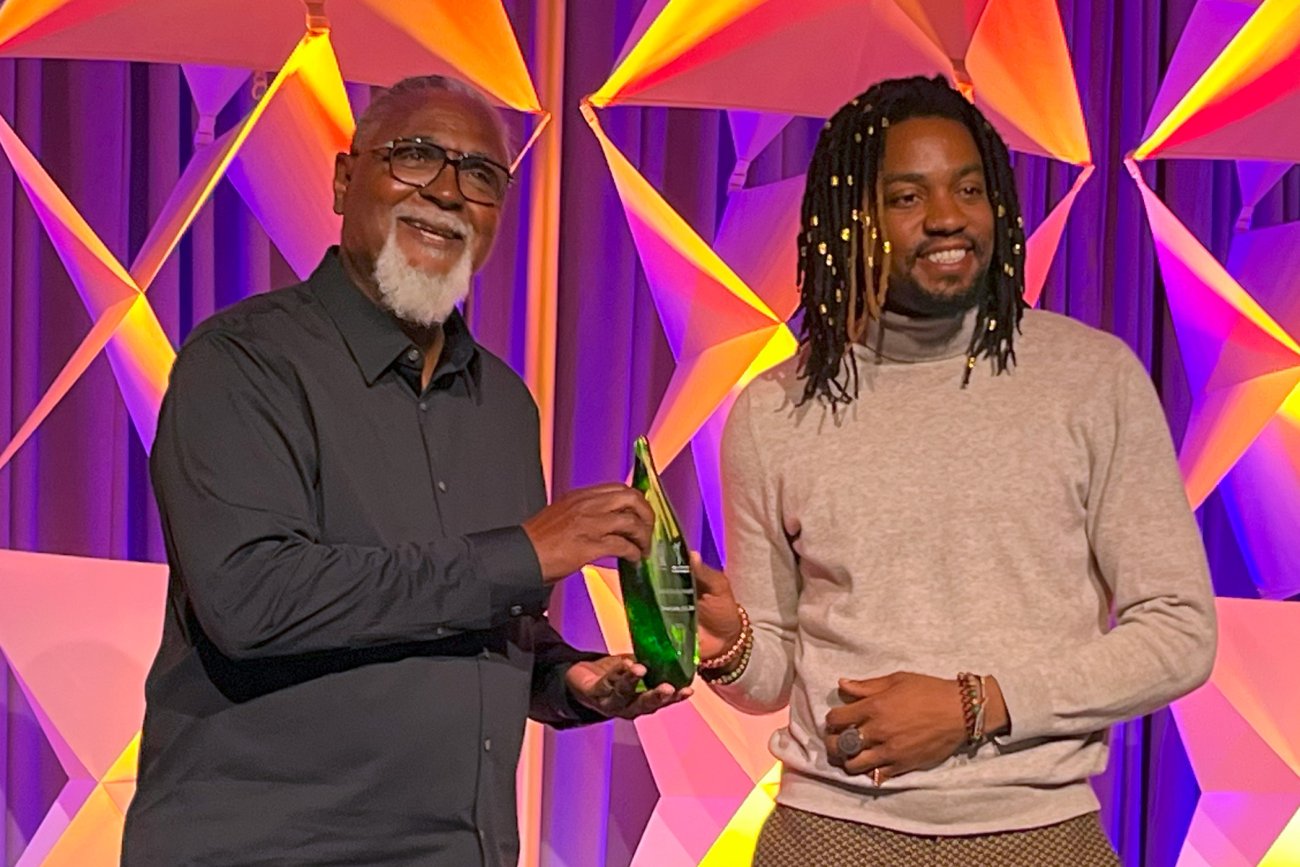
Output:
[617, 436, 698, 689]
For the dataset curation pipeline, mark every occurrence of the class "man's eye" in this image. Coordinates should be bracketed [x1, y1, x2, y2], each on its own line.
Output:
[394, 145, 438, 164]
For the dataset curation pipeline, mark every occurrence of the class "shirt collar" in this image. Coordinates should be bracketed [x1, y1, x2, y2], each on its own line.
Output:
[311, 248, 481, 392]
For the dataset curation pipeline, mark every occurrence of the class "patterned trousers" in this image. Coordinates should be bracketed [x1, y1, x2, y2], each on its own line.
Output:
[753, 805, 1120, 866]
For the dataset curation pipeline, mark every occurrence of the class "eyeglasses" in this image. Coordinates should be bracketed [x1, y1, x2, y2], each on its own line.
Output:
[358, 137, 513, 206]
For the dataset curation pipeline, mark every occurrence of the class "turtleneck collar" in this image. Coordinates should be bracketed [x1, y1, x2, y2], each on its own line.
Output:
[855, 305, 979, 364]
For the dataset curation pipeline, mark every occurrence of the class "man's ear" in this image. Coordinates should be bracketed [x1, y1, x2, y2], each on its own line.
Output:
[332, 152, 352, 215]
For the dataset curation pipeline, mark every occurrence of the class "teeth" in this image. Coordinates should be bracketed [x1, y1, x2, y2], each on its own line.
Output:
[925, 249, 967, 265]
[407, 219, 461, 240]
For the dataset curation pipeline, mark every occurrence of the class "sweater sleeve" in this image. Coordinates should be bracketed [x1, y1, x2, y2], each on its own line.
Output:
[994, 345, 1217, 744]
[708, 385, 802, 714]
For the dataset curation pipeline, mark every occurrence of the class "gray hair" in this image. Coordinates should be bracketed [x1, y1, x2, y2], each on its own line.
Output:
[352, 75, 512, 162]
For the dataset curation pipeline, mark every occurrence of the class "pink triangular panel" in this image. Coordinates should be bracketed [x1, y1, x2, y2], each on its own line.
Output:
[130, 123, 245, 291]
[634, 707, 754, 800]
[1142, 0, 1263, 142]
[1169, 599, 1300, 865]
[1023, 165, 1093, 307]
[1133, 163, 1300, 505]
[646, 326, 782, 472]
[1219, 410, 1300, 600]
[623, 207, 776, 359]
[226, 40, 354, 279]
[1236, 160, 1292, 216]
[0, 114, 139, 316]
[606, 0, 949, 117]
[0, 549, 167, 780]
[893, 0, 989, 61]
[0, 294, 136, 472]
[726, 112, 791, 164]
[1141, 5, 1300, 161]
[965, 0, 1091, 164]
[103, 779, 137, 815]
[615, 0, 674, 69]
[1219, 221, 1300, 600]
[182, 64, 249, 121]
[636, 796, 753, 865]
[101, 295, 174, 452]
[714, 175, 803, 321]
[1228, 219, 1300, 334]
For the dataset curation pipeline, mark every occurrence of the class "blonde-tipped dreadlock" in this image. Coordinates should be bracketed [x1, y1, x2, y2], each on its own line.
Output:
[796, 75, 1027, 406]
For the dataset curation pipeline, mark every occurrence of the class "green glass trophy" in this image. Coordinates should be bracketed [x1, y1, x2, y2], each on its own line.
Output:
[618, 436, 698, 689]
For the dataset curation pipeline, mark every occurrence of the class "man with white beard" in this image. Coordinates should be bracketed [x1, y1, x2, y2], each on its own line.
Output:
[122, 76, 686, 867]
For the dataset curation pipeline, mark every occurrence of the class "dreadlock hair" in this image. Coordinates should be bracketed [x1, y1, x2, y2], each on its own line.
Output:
[796, 75, 1027, 406]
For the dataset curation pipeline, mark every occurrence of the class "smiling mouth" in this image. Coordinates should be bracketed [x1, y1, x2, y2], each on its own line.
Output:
[399, 215, 466, 243]
[922, 248, 971, 266]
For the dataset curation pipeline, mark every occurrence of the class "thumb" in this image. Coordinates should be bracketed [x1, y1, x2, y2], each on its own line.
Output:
[690, 551, 733, 599]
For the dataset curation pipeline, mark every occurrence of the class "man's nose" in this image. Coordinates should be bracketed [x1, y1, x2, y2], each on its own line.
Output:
[416, 162, 465, 208]
[924, 193, 965, 234]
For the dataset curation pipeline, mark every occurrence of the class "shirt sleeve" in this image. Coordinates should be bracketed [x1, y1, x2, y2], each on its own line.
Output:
[994, 345, 1218, 744]
[525, 617, 609, 728]
[151, 330, 547, 661]
[707, 385, 801, 713]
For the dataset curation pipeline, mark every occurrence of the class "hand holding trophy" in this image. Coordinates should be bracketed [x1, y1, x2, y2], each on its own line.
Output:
[617, 436, 698, 689]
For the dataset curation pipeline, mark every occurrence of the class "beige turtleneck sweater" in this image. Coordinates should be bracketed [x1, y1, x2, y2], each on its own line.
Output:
[712, 307, 1216, 835]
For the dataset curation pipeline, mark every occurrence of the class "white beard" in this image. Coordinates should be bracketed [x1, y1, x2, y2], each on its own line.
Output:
[372, 221, 474, 326]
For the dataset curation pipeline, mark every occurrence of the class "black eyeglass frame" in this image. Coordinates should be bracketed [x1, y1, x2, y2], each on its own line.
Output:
[354, 136, 514, 206]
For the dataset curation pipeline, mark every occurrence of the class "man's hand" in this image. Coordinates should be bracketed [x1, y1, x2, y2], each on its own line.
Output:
[690, 552, 745, 661]
[522, 484, 655, 583]
[822, 672, 971, 783]
[565, 655, 693, 719]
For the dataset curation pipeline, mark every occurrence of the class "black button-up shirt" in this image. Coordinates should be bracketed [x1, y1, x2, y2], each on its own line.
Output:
[123, 251, 600, 866]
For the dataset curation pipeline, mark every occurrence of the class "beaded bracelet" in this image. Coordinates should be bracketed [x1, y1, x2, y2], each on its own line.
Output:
[699, 606, 754, 684]
[700, 632, 752, 685]
[698, 605, 751, 670]
[957, 672, 987, 746]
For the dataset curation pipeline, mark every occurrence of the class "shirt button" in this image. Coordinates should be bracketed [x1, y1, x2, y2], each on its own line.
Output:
[418, 402, 428, 411]
[406, 348, 420, 362]
[509, 605, 523, 616]
[483, 738, 492, 752]
[437, 480, 447, 492]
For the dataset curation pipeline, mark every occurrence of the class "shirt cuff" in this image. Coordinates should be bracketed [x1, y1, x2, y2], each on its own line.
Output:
[992, 663, 1055, 746]
[533, 654, 612, 728]
[467, 525, 548, 624]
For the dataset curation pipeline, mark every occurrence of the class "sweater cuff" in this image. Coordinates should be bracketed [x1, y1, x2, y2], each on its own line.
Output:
[467, 526, 548, 624]
[992, 663, 1056, 745]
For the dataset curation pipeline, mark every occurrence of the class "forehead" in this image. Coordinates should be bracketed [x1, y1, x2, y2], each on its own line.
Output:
[365, 90, 508, 163]
[880, 116, 983, 175]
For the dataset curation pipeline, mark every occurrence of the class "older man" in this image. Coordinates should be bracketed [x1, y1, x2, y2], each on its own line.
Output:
[122, 76, 685, 867]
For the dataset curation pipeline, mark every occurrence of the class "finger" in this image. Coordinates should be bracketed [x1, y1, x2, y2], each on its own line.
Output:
[690, 552, 731, 597]
[837, 675, 894, 701]
[601, 534, 644, 563]
[621, 685, 675, 718]
[825, 700, 872, 732]
[842, 747, 888, 776]
[593, 509, 652, 554]
[615, 488, 656, 528]
[569, 482, 634, 500]
[585, 486, 654, 526]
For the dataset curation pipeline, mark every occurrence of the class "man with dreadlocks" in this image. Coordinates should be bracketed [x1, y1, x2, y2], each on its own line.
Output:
[690, 75, 1216, 865]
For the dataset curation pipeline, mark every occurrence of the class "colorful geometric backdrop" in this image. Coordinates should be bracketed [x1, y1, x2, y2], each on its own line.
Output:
[0, 1, 1298, 866]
